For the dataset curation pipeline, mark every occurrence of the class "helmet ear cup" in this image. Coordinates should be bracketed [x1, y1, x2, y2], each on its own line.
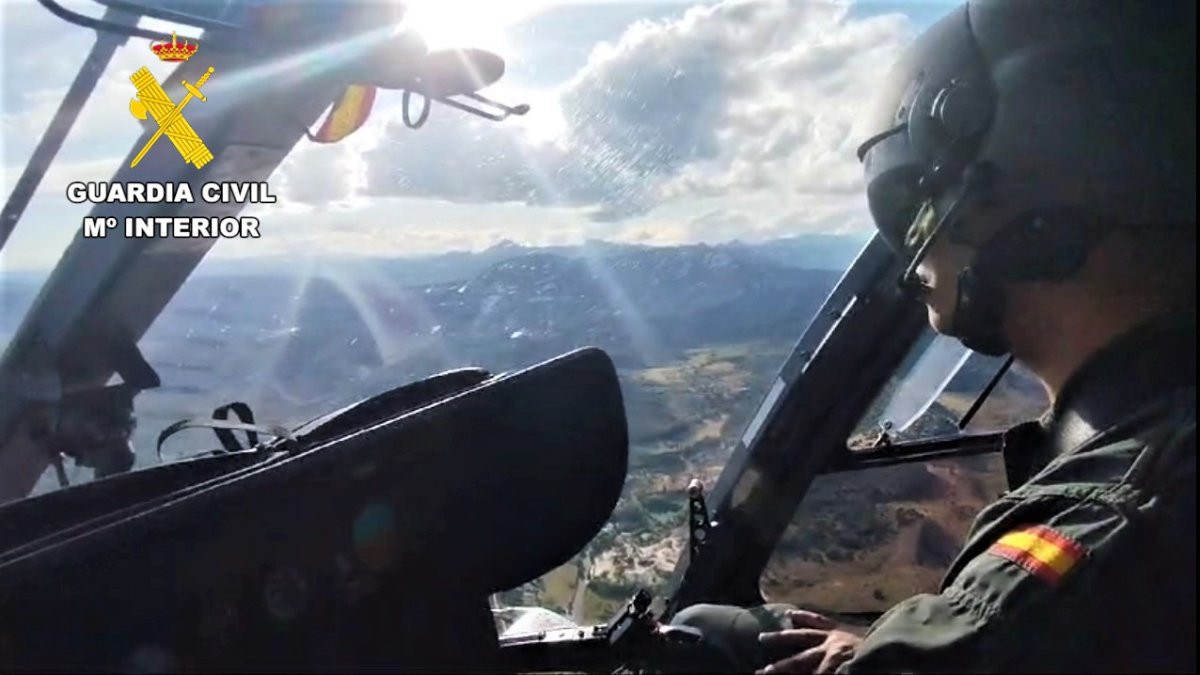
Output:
[930, 78, 993, 141]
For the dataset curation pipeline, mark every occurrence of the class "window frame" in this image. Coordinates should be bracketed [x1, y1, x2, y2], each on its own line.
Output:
[662, 235, 1011, 619]
[759, 435, 1008, 618]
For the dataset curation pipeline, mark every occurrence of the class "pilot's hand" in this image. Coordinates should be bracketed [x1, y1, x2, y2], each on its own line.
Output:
[755, 609, 864, 674]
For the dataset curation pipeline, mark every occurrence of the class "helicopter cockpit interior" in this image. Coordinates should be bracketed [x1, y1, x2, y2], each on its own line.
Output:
[0, 0, 1057, 672]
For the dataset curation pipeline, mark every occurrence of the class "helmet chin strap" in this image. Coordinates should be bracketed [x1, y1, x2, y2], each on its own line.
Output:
[946, 208, 1100, 357]
[952, 261, 1011, 357]
[895, 161, 1013, 355]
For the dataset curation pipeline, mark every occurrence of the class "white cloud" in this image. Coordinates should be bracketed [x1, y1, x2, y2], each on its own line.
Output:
[4, 0, 918, 268]
[286, 0, 913, 238]
[274, 141, 360, 206]
[563, 0, 914, 206]
[1, 1, 185, 168]
[215, 196, 608, 260]
[1, 1, 98, 113]
[610, 187, 873, 245]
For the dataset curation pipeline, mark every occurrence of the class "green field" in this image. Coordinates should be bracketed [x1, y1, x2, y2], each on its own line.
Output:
[495, 340, 789, 623]
[494, 339, 1024, 625]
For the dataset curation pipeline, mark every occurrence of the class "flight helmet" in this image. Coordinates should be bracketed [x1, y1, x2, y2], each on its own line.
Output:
[857, 0, 1196, 355]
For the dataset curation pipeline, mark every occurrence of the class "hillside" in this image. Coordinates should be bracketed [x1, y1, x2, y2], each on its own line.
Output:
[188, 233, 867, 285]
[126, 240, 839, 461]
[4, 235, 1037, 625]
[493, 346, 1023, 624]
[494, 340, 792, 620]
[761, 453, 1008, 613]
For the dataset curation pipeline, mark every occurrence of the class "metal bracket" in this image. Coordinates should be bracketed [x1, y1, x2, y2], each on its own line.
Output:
[27, 331, 161, 487]
[686, 478, 713, 560]
[605, 589, 655, 646]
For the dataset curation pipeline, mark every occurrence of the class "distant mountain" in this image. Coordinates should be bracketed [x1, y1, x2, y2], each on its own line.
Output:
[3, 238, 848, 461]
[267, 243, 840, 405]
[192, 234, 867, 286]
[737, 233, 871, 271]
[3, 235, 861, 348]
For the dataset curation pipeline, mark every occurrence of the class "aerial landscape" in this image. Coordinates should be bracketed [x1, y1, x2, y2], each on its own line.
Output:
[0, 232, 1044, 625]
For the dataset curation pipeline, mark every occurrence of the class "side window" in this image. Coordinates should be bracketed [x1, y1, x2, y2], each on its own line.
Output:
[760, 454, 1007, 613]
[849, 327, 1049, 449]
[763, 329, 1042, 613]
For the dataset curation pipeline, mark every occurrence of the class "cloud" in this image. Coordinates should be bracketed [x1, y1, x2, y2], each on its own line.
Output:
[215, 196, 609, 261]
[363, 112, 562, 204]
[609, 186, 874, 246]
[2, 154, 123, 195]
[275, 141, 362, 205]
[657, 3, 911, 199]
[503, 1, 696, 88]
[562, 0, 913, 205]
[1, 1, 96, 114]
[2, 0, 919, 269]
[2, 2, 195, 168]
[289, 0, 913, 234]
[628, 208, 752, 244]
[221, 179, 874, 265]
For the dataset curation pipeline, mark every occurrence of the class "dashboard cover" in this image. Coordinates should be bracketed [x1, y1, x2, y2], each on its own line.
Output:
[0, 347, 629, 669]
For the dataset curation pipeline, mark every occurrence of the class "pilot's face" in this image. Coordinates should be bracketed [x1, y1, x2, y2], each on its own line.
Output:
[913, 234, 977, 335]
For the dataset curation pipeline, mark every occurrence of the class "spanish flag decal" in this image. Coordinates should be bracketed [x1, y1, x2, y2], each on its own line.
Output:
[988, 525, 1087, 585]
[312, 84, 377, 144]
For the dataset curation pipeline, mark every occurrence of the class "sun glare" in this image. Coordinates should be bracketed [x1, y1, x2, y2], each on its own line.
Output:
[400, 0, 567, 141]
[402, 0, 547, 53]
[513, 89, 569, 143]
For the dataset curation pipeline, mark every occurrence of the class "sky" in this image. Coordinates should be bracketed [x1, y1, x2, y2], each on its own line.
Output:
[0, 0, 956, 271]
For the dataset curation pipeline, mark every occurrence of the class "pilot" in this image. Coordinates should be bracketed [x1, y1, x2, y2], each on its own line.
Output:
[672, 0, 1196, 672]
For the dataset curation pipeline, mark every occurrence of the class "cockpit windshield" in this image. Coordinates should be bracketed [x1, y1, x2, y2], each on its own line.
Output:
[3, 0, 978, 626]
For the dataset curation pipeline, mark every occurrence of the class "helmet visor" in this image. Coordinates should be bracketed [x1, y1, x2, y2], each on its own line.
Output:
[860, 125, 959, 264]
[855, 3, 990, 259]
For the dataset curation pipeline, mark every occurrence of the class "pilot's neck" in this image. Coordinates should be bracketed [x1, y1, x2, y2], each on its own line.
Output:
[1006, 293, 1186, 404]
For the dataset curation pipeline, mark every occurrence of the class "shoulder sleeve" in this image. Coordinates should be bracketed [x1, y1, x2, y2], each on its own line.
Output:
[837, 394, 1196, 674]
[837, 489, 1138, 673]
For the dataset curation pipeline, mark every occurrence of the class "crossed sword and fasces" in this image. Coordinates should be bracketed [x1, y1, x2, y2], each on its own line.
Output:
[129, 66, 215, 169]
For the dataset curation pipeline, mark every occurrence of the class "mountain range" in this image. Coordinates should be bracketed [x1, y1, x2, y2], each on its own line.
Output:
[1, 234, 863, 350]
[0, 237, 851, 465]
[142, 238, 840, 429]
[4, 233, 1044, 624]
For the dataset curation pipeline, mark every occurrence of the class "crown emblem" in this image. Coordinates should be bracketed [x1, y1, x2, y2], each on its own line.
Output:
[151, 32, 198, 62]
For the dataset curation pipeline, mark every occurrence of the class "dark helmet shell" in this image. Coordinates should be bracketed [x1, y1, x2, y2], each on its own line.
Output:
[860, 0, 1196, 256]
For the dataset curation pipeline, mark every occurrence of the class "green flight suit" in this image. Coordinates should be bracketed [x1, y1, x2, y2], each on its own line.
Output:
[672, 313, 1197, 673]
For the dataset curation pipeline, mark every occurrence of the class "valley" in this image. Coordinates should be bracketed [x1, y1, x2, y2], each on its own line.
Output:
[2, 234, 1040, 627]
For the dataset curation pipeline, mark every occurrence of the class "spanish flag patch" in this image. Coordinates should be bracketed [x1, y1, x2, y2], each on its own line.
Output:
[987, 525, 1087, 585]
